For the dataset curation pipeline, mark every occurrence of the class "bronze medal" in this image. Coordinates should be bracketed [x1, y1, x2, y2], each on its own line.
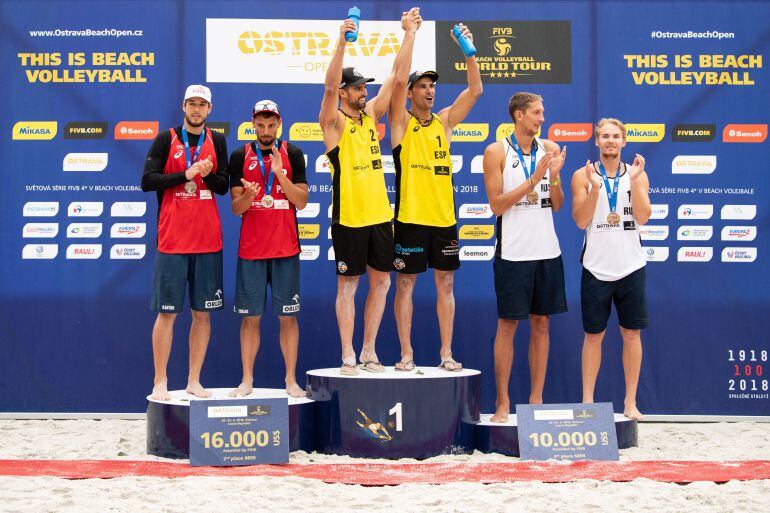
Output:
[607, 212, 621, 225]
[261, 195, 274, 208]
[184, 180, 197, 194]
[526, 190, 539, 204]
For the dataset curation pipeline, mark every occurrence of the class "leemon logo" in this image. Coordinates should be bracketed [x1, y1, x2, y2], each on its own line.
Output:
[677, 225, 713, 241]
[721, 226, 756, 241]
[110, 244, 146, 259]
[315, 155, 331, 174]
[459, 225, 495, 240]
[723, 124, 767, 143]
[721, 247, 757, 263]
[298, 224, 320, 239]
[111, 223, 146, 238]
[291, 123, 324, 142]
[114, 121, 158, 140]
[22, 244, 58, 259]
[677, 247, 713, 262]
[625, 124, 665, 143]
[299, 245, 320, 260]
[111, 202, 147, 217]
[23, 223, 58, 238]
[12, 121, 57, 140]
[459, 246, 494, 261]
[548, 123, 592, 142]
[720, 205, 756, 220]
[23, 202, 59, 217]
[639, 225, 669, 241]
[671, 155, 716, 175]
[459, 203, 493, 219]
[68, 202, 103, 217]
[451, 123, 489, 142]
[66, 244, 102, 259]
[677, 204, 713, 220]
[63, 153, 108, 172]
[68, 223, 103, 238]
[650, 204, 669, 220]
[471, 155, 484, 174]
[643, 246, 669, 262]
[297, 202, 320, 218]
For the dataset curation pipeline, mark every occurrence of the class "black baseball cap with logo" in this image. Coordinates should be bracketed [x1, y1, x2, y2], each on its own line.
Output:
[340, 67, 375, 88]
[408, 70, 439, 89]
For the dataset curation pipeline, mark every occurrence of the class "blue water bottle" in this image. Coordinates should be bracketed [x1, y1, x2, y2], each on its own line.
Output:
[345, 6, 361, 42]
[452, 24, 476, 57]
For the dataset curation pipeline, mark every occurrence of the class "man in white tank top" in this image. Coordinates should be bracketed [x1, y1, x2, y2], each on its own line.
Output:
[483, 92, 568, 423]
[571, 118, 651, 420]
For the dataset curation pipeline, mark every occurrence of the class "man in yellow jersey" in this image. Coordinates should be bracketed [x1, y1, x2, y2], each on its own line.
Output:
[388, 24, 482, 372]
[319, 10, 422, 375]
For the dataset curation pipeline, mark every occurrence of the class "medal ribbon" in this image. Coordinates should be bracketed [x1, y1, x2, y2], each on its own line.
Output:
[181, 126, 206, 170]
[597, 162, 621, 214]
[252, 139, 281, 197]
[510, 136, 537, 182]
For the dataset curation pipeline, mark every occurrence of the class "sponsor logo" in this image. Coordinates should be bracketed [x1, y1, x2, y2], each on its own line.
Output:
[206, 122, 231, 137]
[66, 244, 102, 259]
[643, 246, 669, 262]
[282, 294, 300, 313]
[328, 204, 333, 219]
[495, 123, 542, 141]
[23, 202, 59, 217]
[671, 124, 715, 142]
[110, 223, 146, 238]
[625, 123, 665, 142]
[451, 123, 489, 142]
[64, 121, 108, 140]
[395, 244, 424, 255]
[677, 204, 713, 220]
[111, 202, 147, 217]
[459, 245, 495, 261]
[12, 121, 57, 140]
[298, 224, 320, 239]
[297, 202, 320, 218]
[63, 152, 108, 172]
[68, 202, 103, 217]
[67, 223, 103, 238]
[471, 155, 484, 174]
[299, 245, 320, 260]
[315, 154, 331, 173]
[723, 124, 767, 143]
[677, 246, 713, 262]
[450, 155, 463, 173]
[677, 225, 713, 241]
[459, 225, 495, 240]
[382, 155, 395, 174]
[327, 246, 335, 260]
[721, 226, 756, 241]
[23, 223, 59, 238]
[650, 204, 668, 220]
[720, 204, 756, 220]
[549, 123, 592, 141]
[114, 121, 158, 140]
[160, 305, 175, 311]
[204, 289, 223, 309]
[287, 122, 325, 142]
[337, 260, 348, 273]
[639, 225, 669, 241]
[110, 244, 146, 259]
[393, 258, 406, 270]
[459, 203, 493, 219]
[22, 244, 58, 259]
[721, 247, 757, 263]
[671, 155, 716, 175]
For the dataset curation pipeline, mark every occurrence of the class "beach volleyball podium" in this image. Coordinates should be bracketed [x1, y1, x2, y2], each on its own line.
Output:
[146, 388, 314, 459]
[307, 367, 480, 459]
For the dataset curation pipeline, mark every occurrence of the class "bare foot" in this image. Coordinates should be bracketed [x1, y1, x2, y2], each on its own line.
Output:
[229, 382, 253, 398]
[151, 381, 171, 401]
[285, 382, 306, 398]
[490, 405, 510, 423]
[186, 381, 212, 398]
[529, 395, 543, 405]
[623, 405, 644, 421]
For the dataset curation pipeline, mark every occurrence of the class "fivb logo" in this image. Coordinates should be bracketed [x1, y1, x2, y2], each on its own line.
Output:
[110, 244, 146, 259]
[299, 245, 320, 260]
[650, 204, 669, 220]
[677, 226, 713, 241]
[671, 155, 716, 175]
[297, 202, 320, 218]
[68, 223, 103, 238]
[68, 202, 103, 217]
[721, 226, 756, 241]
[23, 202, 59, 217]
[720, 205, 756, 220]
[12, 121, 57, 140]
[63, 153, 108, 172]
[677, 247, 713, 262]
[315, 155, 331, 174]
[22, 244, 58, 259]
[111, 202, 147, 217]
[64, 122, 108, 140]
[459, 203, 493, 219]
[459, 246, 494, 261]
[643, 246, 669, 262]
[110, 223, 146, 238]
[721, 247, 757, 263]
[639, 225, 669, 241]
[66, 244, 102, 259]
[625, 124, 665, 142]
[23, 223, 59, 238]
[677, 204, 713, 220]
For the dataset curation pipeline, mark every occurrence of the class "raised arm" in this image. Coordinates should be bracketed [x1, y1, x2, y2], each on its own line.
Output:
[320, 20, 355, 149]
[388, 8, 421, 146]
[438, 25, 483, 135]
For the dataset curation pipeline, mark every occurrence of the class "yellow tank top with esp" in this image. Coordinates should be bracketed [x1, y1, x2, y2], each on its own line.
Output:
[394, 114, 455, 227]
[327, 111, 392, 227]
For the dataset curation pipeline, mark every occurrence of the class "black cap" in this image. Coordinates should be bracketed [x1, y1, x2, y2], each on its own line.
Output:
[408, 70, 439, 89]
[340, 67, 375, 88]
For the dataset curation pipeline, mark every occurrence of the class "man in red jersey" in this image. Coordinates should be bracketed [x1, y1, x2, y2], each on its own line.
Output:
[227, 100, 309, 398]
[141, 84, 229, 401]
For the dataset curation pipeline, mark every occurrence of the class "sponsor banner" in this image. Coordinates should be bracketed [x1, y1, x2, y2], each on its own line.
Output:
[111, 202, 147, 217]
[22, 223, 59, 238]
[677, 204, 713, 220]
[382, 155, 395, 174]
[720, 204, 756, 220]
[22, 244, 58, 260]
[650, 204, 669, 220]
[327, 204, 333, 219]
[625, 123, 665, 142]
[436, 21, 571, 84]
[63, 152, 108, 172]
[721, 226, 757, 241]
[451, 155, 463, 173]
[495, 123, 541, 141]
[671, 155, 716, 175]
[68, 202, 104, 217]
[643, 246, 669, 262]
[471, 154, 484, 173]
[459, 203, 493, 219]
[114, 121, 158, 140]
[721, 247, 757, 263]
[110, 244, 146, 259]
[23, 201, 59, 217]
[548, 123, 592, 142]
[63, 121, 108, 140]
[315, 154, 331, 174]
[452, 123, 489, 142]
[459, 225, 495, 239]
[677, 225, 713, 241]
[459, 245, 495, 261]
[677, 246, 713, 262]
[67, 223, 103, 238]
[298, 224, 320, 239]
[299, 245, 320, 260]
[206, 121, 231, 137]
[297, 202, 320, 218]
[722, 124, 767, 143]
[639, 225, 669, 241]
[291, 123, 324, 142]
[12, 121, 57, 140]
[66, 244, 103, 259]
[671, 124, 716, 142]
[238, 121, 283, 141]
[327, 246, 335, 261]
[110, 223, 146, 238]
[207, 19, 436, 84]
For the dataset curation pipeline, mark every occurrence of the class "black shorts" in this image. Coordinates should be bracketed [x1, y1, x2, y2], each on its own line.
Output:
[331, 222, 393, 276]
[234, 255, 300, 317]
[393, 221, 460, 273]
[151, 250, 224, 313]
[581, 266, 648, 334]
[493, 255, 567, 320]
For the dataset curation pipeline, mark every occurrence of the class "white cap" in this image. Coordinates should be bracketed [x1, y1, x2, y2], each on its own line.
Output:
[184, 84, 212, 103]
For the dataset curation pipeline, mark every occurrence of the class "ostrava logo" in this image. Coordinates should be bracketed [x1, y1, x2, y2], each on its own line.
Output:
[671, 124, 715, 142]
[64, 122, 108, 140]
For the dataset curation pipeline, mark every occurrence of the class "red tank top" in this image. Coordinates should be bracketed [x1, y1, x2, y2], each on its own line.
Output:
[238, 140, 300, 260]
[157, 128, 223, 253]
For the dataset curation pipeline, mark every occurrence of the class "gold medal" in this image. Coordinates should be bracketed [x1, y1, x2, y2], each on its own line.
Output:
[261, 195, 274, 208]
[607, 212, 621, 225]
[184, 180, 197, 194]
[526, 190, 539, 204]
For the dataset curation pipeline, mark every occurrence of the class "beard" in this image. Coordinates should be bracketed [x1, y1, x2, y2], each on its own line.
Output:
[185, 114, 205, 128]
[258, 135, 276, 147]
[347, 96, 366, 111]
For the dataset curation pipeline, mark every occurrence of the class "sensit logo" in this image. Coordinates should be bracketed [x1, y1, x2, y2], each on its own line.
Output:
[625, 124, 665, 142]
[548, 123, 592, 142]
[723, 124, 767, 143]
[114, 121, 158, 140]
[64, 122, 107, 140]
[290, 123, 324, 142]
[452, 123, 489, 142]
[13, 121, 57, 140]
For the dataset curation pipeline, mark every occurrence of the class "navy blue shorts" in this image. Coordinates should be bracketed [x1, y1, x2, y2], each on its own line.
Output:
[151, 251, 223, 313]
[393, 221, 460, 273]
[331, 222, 393, 276]
[234, 255, 300, 317]
[581, 266, 648, 334]
[493, 255, 568, 320]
